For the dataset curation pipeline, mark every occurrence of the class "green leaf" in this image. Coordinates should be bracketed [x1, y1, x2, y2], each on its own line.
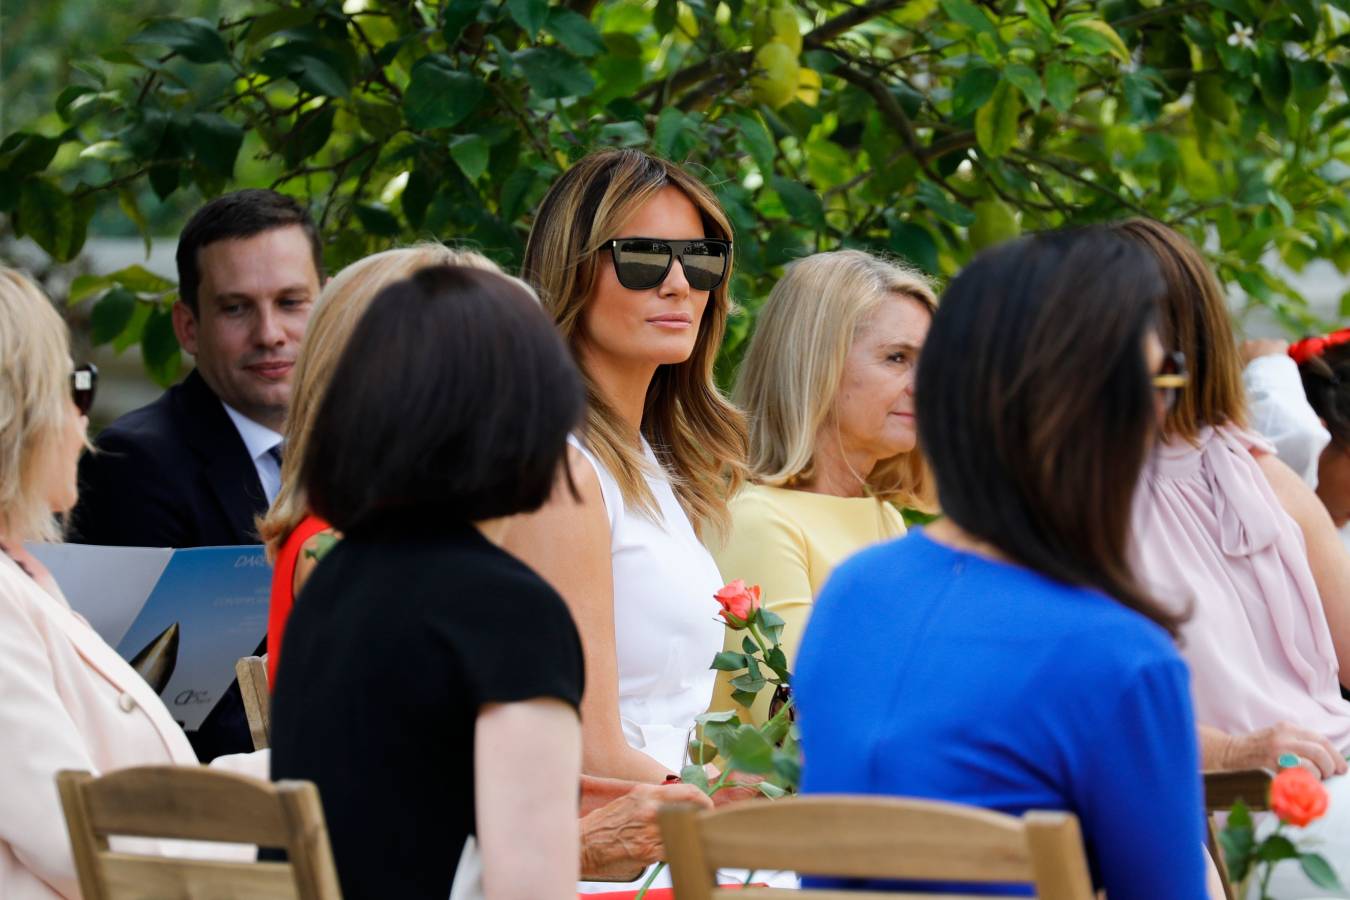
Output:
[4, 134, 61, 177]
[1123, 72, 1163, 122]
[890, 221, 939, 273]
[113, 302, 152, 354]
[730, 688, 759, 709]
[975, 80, 1022, 159]
[727, 112, 775, 172]
[91, 289, 138, 344]
[292, 56, 350, 98]
[499, 167, 539, 222]
[69, 274, 113, 304]
[711, 651, 749, 672]
[769, 176, 824, 229]
[118, 189, 152, 258]
[442, 0, 484, 46]
[916, 182, 976, 227]
[1003, 64, 1043, 110]
[450, 134, 490, 180]
[141, 305, 181, 388]
[654, 107, 689, 159]
[679, 763, 709, 792]
[1300, 853, 1345, 891]
[724, 725, 776, 775]
[653, 0, 678, 35]
[354, 203, 401, 237]
[110, 265, 175, 294]
[1256, 834, 1299, 862]
[951, 66, 999, 119]
[245, 8, 317, 47]
[18, 179, 75, 261]
[516, 47, 595, 99]
[1258, 46, 1292, 109]
[1024, 0, 1055, 36]
[1286, 0, 1320, 36]
[940, 0, 996, 36]
[404, 56, 486, 129]
[1064, 19, 1131, 63]
[546, 9, 606, 57]
[1292, 59, 1331, 110]
[1045, 62, 1077, 114]
[755, 780, 788, 799]
[127, 18, 230, 64]
[507, 0, 549, 39]
[596, 121, 649, 148]
[55, 85, 99, 121]
[730, 671, 766, 693]
[188, 113, 244, 178]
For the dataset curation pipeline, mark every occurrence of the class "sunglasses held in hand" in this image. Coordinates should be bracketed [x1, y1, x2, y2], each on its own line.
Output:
[71, 363, 98, 416]
[608, 237, 732, 292]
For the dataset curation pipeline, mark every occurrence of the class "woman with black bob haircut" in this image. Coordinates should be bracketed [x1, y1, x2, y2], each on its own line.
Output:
[793, 228, 1213, 896]
[270, 265, 589, 900]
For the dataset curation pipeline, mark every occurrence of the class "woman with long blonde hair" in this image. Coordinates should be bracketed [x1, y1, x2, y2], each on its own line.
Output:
[710, 249, 937, 724]
[259, 244, 506, 685]
[504, 149, 748, 806]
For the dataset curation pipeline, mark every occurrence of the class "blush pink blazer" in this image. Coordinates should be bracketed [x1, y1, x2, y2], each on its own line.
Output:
[0, 552, 263, 898]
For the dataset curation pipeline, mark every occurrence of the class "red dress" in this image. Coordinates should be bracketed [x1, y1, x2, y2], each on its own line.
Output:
[266, 513, 331, 687]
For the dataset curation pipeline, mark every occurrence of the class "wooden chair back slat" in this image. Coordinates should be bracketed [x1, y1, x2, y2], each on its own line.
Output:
[101, 855, 297, 899]
[236, 654, 271, 751]
[57, 767, 342, 900]
[659, 796, 1094, 900]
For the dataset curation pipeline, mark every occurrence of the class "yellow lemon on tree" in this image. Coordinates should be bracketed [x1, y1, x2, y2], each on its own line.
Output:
[752, 2, 801, 54]
[796, 67, 822, 106]
[968, 199, 1020, 251]
[752, 41, 800, 109]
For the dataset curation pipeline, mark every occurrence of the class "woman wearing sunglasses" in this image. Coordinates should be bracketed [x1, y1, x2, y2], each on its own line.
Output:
[1118, 219, 1350, 892]
[505, 150, 748, 882]
[0, 267, 261, 898]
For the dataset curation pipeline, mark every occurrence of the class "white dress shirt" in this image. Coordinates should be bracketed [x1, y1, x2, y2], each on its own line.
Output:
[220, 403, 283, 505]
[1242, 354, 1330, 487]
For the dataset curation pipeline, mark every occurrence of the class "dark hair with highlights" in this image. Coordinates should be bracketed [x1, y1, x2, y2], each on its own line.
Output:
[916, 227, 1184, 636]
[301, 265, 585, 530]
[176, 189, 324, 314]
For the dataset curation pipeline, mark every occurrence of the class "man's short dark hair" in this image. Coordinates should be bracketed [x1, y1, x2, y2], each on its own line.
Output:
[302, 265, 585, 531]
[175, 189, 323, 314]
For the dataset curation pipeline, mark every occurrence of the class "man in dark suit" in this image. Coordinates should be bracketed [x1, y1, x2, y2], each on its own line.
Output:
[70, 189, 323, 759]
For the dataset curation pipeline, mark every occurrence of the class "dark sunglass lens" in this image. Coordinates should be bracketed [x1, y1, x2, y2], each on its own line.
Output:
[615, 240, 672, 290]
[680, 242, 728, 291]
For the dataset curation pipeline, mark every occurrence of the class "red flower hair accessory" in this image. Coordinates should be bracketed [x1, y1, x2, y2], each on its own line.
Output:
[1289, 328, 1350, 365]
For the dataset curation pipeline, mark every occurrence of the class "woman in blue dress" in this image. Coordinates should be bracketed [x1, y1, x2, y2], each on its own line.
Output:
[794, 227, 1211, 898]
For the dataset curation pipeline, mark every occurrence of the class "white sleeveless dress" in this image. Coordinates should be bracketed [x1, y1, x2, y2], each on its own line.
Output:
[570, 435, 726, 894]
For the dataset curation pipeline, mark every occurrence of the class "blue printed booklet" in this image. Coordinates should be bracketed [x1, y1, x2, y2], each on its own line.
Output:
[28, 544, 272, 730]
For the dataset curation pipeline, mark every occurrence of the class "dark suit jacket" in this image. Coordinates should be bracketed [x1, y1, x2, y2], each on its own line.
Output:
[69, 368, 268, 761]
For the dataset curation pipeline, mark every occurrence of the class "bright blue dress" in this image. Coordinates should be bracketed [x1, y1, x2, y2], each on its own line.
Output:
[795, 529, 1208, 898]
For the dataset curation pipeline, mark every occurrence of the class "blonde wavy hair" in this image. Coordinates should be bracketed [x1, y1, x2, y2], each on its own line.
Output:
[734, 249, 938, 509]
[521, 149, 747, 536]
[0, 268, 76, 542]
[258, 244, 513, 559]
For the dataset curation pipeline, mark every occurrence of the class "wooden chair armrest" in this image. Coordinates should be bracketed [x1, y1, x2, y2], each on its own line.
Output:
[1203, 769, 1273, 811]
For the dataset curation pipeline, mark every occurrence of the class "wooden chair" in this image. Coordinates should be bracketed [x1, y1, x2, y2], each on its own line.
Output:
[1203, 768, 1273, 900]
[659, 794, 1094, 899]
[57, 766, 340, 899]
[236, 654, 271, 751]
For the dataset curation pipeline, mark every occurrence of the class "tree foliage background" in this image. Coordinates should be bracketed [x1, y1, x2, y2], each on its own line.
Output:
[5, 0, 1350, 386]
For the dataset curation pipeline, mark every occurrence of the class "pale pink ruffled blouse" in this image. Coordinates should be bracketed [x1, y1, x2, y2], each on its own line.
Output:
[1131, 424, 1350, 750]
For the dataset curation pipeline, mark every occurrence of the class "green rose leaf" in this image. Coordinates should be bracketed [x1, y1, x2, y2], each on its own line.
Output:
[724, 725, 776, 775]
[1300, 853, 1345, 891]
[1256, 834, 1299, 862]
[711, 651, 750, 672]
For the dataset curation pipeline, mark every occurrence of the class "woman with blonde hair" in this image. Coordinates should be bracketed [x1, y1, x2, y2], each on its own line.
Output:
[259, 244, 506, 685]
[710, 249, 937, 724]
[504, 149, 747, 800]
[0, 268, 257, 897]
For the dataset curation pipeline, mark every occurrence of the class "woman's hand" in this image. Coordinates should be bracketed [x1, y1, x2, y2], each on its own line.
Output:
[579, 782, 712, 880]
[1213, 721, 1348, 779]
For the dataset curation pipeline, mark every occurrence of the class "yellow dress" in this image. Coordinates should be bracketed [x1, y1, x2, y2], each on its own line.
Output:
[709, 483, 907, 724]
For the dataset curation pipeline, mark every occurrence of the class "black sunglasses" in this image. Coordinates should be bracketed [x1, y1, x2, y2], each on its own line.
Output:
[1152, 351, 1187, 412]
[71, 363, 98, 416]
[608, 237, 732, 292]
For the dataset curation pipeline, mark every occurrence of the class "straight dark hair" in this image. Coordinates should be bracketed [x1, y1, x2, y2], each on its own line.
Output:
[301, 265, 585, 531]
[176, 189, 324, 314]
[916, 227, 1184, 636]
[1299, 342, 1350, 448]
